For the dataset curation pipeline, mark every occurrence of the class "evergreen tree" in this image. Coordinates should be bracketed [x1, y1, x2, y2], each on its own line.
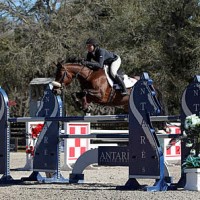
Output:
[0, 0, 200, 116]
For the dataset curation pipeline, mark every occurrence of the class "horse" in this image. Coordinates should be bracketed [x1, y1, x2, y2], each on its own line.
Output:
[52, 62, 140, 113]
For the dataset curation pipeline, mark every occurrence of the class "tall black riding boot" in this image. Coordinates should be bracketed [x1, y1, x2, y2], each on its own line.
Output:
[115, 75, 128, 96]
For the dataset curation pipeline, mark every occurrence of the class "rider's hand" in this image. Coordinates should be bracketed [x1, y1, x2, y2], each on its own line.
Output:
[81, 60, 87, 66]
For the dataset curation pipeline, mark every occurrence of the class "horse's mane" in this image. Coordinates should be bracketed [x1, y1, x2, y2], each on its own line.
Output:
[64, 62, 81, 66]
[66, 56, 83, 63]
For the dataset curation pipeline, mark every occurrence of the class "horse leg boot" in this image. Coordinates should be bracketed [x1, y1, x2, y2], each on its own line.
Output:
[115, 74, 128, 96]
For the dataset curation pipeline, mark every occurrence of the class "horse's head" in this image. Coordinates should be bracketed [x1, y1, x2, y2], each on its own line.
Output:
[52, 62, 73, 95]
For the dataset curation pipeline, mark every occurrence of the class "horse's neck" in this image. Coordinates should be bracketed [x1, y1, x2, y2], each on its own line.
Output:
[64, 64, 90, 79]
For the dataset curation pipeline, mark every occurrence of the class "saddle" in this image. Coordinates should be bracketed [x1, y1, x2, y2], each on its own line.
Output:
[104, 65, 137, 89]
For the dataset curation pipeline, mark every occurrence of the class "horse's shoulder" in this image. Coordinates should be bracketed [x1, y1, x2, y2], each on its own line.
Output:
[99, 68, 106, 74]
[89, 68, 106, 80]
[92, 68, 105, 75]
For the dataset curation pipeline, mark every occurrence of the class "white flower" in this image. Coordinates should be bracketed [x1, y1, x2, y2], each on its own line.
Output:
[190, 149, 196, 156]
[185, 114, 200, 131]
[186, 142, 193, 147]
[184, 114, 200, 158]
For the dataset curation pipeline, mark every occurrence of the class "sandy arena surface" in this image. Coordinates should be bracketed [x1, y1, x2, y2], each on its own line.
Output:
[0, 152, 199, 200]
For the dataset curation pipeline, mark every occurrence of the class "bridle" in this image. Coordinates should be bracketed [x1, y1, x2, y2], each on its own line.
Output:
[57, 66, 72, 87]
[59, 70, 67, 86]
[58, 65, 90, 86]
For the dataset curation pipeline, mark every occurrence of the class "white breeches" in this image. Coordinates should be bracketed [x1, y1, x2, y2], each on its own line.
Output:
[110, 56, 121, 78]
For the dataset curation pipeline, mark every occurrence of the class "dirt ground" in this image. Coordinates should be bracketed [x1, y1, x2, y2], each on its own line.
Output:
[0, 152, 199, 200]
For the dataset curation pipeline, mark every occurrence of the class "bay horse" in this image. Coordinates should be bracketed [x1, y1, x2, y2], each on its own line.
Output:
[52, 62, 139, 113]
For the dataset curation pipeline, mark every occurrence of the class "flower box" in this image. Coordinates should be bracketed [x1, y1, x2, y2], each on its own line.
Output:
[184, 168, 200, 191]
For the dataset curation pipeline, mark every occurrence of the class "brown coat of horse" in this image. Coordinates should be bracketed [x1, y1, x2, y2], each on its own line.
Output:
[52, 62, 138, 112]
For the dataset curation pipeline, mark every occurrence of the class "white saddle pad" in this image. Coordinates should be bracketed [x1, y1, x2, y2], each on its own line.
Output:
[104, 65, 137, 89]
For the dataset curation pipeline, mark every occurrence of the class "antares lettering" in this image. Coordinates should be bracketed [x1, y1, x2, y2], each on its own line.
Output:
[99, 151, 129, 163]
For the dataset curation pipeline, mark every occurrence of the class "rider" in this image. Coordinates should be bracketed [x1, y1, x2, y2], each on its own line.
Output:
[82, 38, 128, 96]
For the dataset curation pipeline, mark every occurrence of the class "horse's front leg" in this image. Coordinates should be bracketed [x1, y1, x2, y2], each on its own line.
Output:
[83, 89, 102, 99]
[81, 89, 103, 113]
[71, 92, 83, 110]
[71, 91, 91, 112]
[71, 89, 102, 113]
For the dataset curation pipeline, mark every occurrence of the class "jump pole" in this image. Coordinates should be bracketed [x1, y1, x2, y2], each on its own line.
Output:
[8, 115, 180, 123]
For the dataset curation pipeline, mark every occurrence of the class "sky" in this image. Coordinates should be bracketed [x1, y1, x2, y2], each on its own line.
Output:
[1, 0, 62, 17]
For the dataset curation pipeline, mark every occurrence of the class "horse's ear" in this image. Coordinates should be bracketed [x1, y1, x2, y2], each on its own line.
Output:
[51, 61, 63, 68]
[50, 62, 57, 68]
[56, 62, 63, 69]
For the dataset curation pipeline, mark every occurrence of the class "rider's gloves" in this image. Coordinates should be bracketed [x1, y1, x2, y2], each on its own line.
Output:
[81, 61, 100, 70]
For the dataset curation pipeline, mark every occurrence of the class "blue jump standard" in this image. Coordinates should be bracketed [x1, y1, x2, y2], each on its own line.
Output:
[0, 87, 22, 184]
[0, 86, 69, 184]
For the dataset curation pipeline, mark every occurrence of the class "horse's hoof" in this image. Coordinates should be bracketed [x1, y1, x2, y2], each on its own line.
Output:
[53, 89, 62, 95]
[82, 105, 92, 113]
[71, 93, 79, 102]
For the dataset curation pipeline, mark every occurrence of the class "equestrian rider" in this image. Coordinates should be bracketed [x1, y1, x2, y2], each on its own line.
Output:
[82, 38, 128, 96]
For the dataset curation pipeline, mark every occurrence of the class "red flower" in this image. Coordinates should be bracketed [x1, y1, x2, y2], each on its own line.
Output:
[31, 124, 44, 139]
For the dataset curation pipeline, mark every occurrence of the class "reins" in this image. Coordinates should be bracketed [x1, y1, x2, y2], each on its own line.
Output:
[75, 65, 85, 78]
[75, 65, 92, 81]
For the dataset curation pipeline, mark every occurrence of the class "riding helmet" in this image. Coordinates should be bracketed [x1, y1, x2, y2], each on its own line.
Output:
[86, 38, 98, 47]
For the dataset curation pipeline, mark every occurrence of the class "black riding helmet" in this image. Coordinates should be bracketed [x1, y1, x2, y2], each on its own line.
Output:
[85, 38, 98, 47]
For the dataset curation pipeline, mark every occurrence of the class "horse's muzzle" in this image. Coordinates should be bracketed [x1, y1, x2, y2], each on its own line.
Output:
[52, 81, 62, 95]
[53, 88, 62, 95]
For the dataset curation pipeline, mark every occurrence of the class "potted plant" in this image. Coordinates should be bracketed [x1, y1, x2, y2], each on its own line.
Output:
[182, 114, 200, 191]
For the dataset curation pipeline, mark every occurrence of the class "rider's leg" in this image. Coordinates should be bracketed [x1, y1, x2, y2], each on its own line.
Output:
[110, 56, 128, 95]
[110, 56, 121, 78]
[115, 74, 128, 95]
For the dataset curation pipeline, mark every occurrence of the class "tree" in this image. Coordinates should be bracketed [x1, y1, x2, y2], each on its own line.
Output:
[0, 0, 200, 116]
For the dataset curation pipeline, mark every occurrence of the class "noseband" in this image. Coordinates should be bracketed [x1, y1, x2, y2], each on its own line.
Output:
[59, 71, 67, 86]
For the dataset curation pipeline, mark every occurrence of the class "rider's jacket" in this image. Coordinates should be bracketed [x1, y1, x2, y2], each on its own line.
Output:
[85, 47, 117, 70]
